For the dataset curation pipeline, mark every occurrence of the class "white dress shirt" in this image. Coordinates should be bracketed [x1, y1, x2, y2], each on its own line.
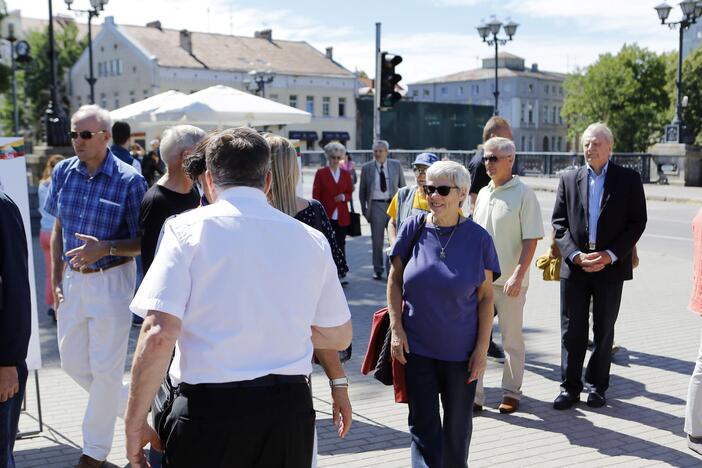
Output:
[130, 186, 350, 384]
[371, 160, 389, 200]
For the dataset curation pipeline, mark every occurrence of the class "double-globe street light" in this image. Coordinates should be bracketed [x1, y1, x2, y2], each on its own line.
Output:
[655, 0, 702, 143]
[65, 0, 109, 105]
[245, 70, 276, 98]
[476, 17, 518, 116]
[2, 23, 31, 135]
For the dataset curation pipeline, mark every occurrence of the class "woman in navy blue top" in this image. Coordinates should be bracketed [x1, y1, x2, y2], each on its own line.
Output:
[388, 161, 500, 468]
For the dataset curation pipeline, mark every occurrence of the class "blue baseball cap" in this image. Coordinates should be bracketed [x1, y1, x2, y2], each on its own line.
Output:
[412, 152, 439, 167]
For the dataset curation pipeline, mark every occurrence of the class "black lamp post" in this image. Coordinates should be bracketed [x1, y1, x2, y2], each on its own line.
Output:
[477, 16, 518, 116]
[65, 0, 109, 104]
[45, 0, 70, 146]
[245, 70, 275, 98]
[655, 1, 702, 143]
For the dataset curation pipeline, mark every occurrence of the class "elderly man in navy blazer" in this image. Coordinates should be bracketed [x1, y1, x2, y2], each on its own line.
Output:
[359, 140, 406, 280]
[551, 122, 647, 410]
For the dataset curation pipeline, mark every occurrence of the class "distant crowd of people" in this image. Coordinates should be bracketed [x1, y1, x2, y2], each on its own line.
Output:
[0, 103, 700, 468]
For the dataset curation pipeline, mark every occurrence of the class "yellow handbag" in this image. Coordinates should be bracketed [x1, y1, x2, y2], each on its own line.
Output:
[535, 254, 561, 281]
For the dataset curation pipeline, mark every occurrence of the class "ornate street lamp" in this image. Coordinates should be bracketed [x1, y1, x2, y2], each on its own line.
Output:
[655, 1, 702, 143]
[476, 16, 518, 116]
[45, 0, 70, 146]
[65, 0, 109, 104]
[245, 70, 275, 98]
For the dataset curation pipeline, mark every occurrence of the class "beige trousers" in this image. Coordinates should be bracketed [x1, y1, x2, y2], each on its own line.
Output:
[475, 285, 527, 405]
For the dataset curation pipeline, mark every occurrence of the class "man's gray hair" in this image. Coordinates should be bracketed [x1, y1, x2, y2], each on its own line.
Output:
[426, 160, 471, 190]
[72, 104, 112, 131]
[484, 136, 516, 157]
[160, 125, 207, 165]
[582, 122, 614, 146]
[373, 140, 390, 151]
[324, 141, 346, 159]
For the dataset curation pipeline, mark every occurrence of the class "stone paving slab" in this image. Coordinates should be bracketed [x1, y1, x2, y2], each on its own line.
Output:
[12, 173, 702, 467]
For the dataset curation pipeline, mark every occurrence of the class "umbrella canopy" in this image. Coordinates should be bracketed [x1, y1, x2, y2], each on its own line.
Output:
[109, 90, 186, 124]
[150, 85, 311, 127]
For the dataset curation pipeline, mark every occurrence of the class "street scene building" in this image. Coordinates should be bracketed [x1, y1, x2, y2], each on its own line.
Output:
[408, 52, 568, 152]
[67, 17, 357, 149]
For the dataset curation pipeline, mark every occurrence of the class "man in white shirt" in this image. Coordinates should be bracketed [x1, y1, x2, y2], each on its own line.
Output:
[124, 128, 353, 468]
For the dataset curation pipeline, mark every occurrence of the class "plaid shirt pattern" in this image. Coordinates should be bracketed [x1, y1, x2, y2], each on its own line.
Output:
[44, 149, 147, 270]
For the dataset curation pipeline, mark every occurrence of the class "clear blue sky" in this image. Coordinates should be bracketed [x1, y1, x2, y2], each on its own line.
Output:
[7, 0, 680, 83]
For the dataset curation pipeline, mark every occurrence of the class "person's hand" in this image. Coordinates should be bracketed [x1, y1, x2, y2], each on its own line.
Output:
[330, 386, 352, 438]
[580, 251, 611, 273]
[503, 273, 523, 297]
[125, 418, 162, 468]
[52, 282, 64, 313]
[334, 194, 345, 202]
[390, 325, 410, 365]
[66, 233, 107, 271]
[632, 250, 640, 269]
[468, 347, 487, 383]
[0, 366, 19, 402]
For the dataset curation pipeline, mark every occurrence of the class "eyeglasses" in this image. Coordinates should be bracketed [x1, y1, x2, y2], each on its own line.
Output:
[69, 130, 107, 140]
[482, 155, 510, 164]
[424, 185, 458, 196]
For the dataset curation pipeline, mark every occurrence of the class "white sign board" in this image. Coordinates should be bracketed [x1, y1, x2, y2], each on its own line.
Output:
[0, 137, 42, 370]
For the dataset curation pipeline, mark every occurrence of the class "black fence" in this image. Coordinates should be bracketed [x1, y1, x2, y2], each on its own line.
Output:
[302, 150, 653, 183]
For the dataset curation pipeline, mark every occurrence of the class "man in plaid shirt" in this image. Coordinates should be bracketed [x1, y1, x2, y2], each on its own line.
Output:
[44, 105, 147, 468]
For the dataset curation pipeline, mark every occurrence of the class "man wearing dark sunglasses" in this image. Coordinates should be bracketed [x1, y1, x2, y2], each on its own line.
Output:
[44, 105, 148, 468]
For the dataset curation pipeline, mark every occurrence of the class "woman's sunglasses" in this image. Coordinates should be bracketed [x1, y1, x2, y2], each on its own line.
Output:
[69, 130, 107, 140]
[423, 185, 458, 196]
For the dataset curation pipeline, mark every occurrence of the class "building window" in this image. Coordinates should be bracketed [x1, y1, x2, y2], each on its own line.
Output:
[529, 136, 534, 151]
[97, 62, 103, 77]
[130, 97, 136, 104]
[557, 136, 563, 151]
[306, 96, 314, 114]
[545, 84, 549, 94]
[520, 103, 526, 123]
[441, 86, 448, 96]
[551, 136, 556, 151]
[552, 106, 557, 124]
[117, 59, 123, 75]
[544, 106, 549, 123]
[289, 95, 298, 108]
[338, 97, 346, 117]
[458, 86, 464, 96]
[528, 83, 533, 93]
[423, 88, 430, 97]
[559, 86, 564, 96]
[528, 104, 533, 124]
[412, 89, 419, 97]
[558, 107, 563, 124]
[322, 96, 330, 116]
[521, 135, 526, 151]
[100, 100, 107, 108]
[552, 85, 557, 94]
[143, 89, 149, 97]
[114, 99, 119, 108]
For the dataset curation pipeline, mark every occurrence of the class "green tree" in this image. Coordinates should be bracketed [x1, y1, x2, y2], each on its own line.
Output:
[0, 21, 86, 140]
[679, 47, 702, 145]
[562, 44, 670, 152]
[0, 2, 10, 94]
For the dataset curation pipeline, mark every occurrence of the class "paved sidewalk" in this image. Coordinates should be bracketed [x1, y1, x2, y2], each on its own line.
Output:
[12, 172, 702, 467]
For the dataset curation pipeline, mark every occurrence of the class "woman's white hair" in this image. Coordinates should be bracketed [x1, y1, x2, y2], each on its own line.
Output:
[160, 125, 207, 165]
[324, 141, 346, 159]
[426, 160, 471, 190]
[72, 104, 112, 131]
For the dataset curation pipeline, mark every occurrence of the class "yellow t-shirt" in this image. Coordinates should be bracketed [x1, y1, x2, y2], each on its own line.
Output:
[387, 188, 462, 220]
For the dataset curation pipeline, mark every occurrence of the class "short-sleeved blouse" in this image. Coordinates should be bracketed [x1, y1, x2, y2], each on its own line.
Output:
[391, 215, 501, 361]
[295, 199, 349, 276]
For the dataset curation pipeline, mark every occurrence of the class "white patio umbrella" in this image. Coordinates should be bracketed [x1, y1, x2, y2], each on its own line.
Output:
[109, 90, 186, 124]
[150, 85, 311, 127]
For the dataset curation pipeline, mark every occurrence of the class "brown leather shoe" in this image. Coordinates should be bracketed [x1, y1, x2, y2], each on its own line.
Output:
[498, 396, 520, 414]
[75, 454, 106, 468]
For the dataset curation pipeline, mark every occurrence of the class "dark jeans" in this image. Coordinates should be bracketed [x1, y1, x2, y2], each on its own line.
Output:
[0, 362, 28, 468]
[329, 220, 348, 270]
[405, 353, 476, 468]
[560, 276, 624, 395]
[161, 379, 314, 468]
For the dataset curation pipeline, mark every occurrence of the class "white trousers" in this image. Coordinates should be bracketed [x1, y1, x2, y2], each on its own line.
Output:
[475, 285, 527, 405]
[57, 261, 134, 460]
[685, 327, 702, 437]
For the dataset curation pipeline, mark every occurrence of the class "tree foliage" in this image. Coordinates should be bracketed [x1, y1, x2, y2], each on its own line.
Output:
[0, 21, 86, 140]
[562, 44, 671, 152]
[678, 47, 702, 145]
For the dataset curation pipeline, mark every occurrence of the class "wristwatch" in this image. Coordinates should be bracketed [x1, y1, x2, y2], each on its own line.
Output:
[329, 377, 349, 388]
[109, 241, 118, 256]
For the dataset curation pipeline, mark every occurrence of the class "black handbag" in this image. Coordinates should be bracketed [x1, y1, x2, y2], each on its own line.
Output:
[348, 199, 362, 237]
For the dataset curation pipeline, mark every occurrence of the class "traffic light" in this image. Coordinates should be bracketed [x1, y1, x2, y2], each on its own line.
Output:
[379, 52, 402, 109]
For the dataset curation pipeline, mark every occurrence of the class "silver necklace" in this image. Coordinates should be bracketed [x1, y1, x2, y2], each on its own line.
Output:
[430, 214, 460, 260]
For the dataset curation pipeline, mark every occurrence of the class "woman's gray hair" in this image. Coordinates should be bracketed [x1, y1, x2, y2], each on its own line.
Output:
[426, 160, 471, 190]
[72, 104, 113, 131]
[484, 136, 516, 157]
[160, 125, 207, 165]
[324, 141, 346, 159]
[582, 122, 614, 146]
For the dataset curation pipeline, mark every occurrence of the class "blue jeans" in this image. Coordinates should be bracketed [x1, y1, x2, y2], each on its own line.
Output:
[0, 362, 28, 468]
[405, 353, 476, 468]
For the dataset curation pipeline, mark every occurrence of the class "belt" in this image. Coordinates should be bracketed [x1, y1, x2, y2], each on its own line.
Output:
[372, 199, 392, 202]
[69, 257, 132, 274]
[179, 374, 309, 394]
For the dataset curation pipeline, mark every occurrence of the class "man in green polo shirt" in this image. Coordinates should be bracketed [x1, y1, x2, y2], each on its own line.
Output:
[472, 137, 544, 414]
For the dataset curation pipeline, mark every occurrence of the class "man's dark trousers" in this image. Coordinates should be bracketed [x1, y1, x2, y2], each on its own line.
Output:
[560, 275, 623, 396]
[0, 361, 28, 468]
[160, 380, 314, 467]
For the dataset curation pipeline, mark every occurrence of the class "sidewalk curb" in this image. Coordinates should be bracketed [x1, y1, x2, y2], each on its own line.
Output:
[527, 183, 702, 205]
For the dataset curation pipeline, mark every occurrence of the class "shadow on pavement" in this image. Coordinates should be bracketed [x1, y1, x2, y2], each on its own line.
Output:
[613, 348, 695, 376]
[316, 417, 409, 455]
